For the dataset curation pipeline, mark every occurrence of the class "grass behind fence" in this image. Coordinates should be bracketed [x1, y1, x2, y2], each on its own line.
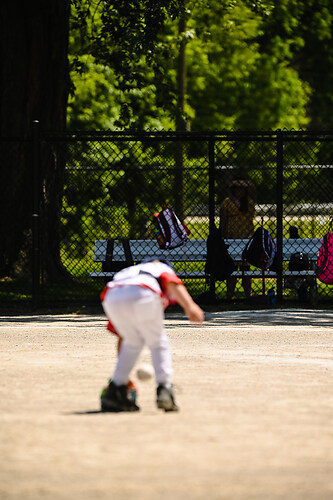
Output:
[1, 216, 331, 305]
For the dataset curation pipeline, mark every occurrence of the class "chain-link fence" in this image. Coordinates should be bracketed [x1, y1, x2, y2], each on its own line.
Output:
[212, 133, 332, 305]
[1, 128, 332, 308]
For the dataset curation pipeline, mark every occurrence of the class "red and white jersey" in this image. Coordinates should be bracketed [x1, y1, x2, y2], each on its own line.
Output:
[101, 261, 183, 306]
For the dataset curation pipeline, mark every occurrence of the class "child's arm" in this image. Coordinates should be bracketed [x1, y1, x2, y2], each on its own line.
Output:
[166, 282, 204, 323]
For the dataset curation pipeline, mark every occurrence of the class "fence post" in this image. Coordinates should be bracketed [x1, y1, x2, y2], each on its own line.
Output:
[276, 130, 284, 304]
[32, 120, 41, 309]
[208, 138, 216, 296]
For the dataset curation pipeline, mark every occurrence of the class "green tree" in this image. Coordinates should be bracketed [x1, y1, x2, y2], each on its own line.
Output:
[69, 0, 315, 131]
[253, 0, 333, 129]
[71, 0, 184, 128]
[185, 0, 311, 130]
[0, 0, 183, 281]
[67, 56, 120, 130]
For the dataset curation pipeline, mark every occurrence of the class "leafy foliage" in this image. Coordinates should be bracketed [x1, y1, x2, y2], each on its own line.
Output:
[69, 0, 333, 131]
[69, 0, 183, 128]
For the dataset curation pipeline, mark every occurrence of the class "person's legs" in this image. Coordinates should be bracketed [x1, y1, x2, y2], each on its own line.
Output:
[133, 292, 173, 386]
[241, 261, 252, 298]
[102, 314, 138, 404]
[102, 286, 146, 385]
[112, 341, 144, 385]
[227, 265, 252, 300]
[132, 296, 179, 411]
[226, 275, 237, 300]
[132, 291, 178, 411]
[242, 276, 252, 298]
[150, 334, 173, 386]
[101, 287, 144, 411]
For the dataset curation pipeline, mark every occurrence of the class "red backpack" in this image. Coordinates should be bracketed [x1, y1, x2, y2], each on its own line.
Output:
[317, 232, 333, 285]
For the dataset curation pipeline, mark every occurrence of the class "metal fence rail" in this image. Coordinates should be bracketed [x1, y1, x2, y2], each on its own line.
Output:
[1, 126, 332, 308]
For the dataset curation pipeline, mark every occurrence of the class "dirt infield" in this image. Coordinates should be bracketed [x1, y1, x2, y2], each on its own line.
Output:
[0, 309, 332, 500]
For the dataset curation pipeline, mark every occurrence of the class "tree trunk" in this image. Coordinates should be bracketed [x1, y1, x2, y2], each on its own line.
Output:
[174, 7, 187, 219]
[0, 1, 70, 280]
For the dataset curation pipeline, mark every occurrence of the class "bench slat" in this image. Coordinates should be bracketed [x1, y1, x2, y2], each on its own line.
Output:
[94, 239, 207, 262]
[90, 238, 321, 281]
[94, 238, 322, 263]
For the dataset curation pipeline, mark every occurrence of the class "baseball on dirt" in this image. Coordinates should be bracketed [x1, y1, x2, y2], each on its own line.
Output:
[136, 363, 154, 381]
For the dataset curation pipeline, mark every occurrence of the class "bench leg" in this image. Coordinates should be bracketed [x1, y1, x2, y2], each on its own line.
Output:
[308, 280, 318, 307]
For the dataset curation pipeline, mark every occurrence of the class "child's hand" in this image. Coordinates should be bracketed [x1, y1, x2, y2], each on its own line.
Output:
[166, 282, 204, 324]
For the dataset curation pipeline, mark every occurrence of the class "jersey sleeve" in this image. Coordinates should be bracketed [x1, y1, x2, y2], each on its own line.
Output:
[159, 271, 183, 290]
[158, 271, 183, 306]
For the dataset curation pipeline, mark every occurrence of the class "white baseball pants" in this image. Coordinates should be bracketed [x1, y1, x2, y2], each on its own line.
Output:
[102, 285, 173, 386]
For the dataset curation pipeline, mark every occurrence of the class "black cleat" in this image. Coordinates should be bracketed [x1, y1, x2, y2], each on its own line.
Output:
[156, 384, 179, 412]
[101, 381, 140, 412]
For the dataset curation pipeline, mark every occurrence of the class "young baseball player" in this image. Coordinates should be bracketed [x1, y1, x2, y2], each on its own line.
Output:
[100, 258, 204, 412]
